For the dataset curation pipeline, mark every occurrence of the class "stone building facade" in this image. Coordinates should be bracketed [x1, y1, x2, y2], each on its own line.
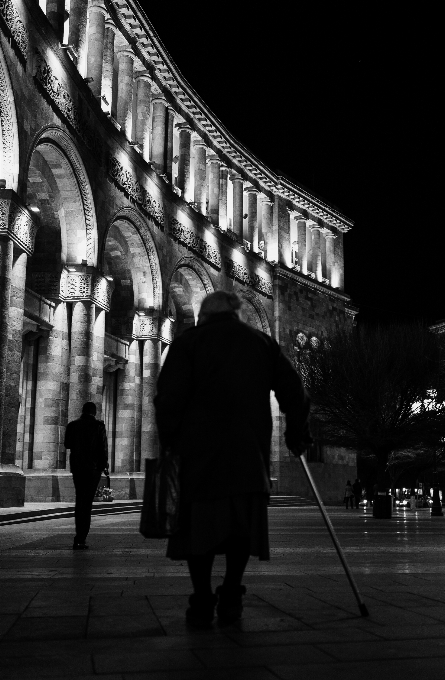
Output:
[0, 0, 357, 507]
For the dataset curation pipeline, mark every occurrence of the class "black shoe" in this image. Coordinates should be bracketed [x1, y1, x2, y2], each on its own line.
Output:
[186, 593, 218, 628]
[216, 585, 246, 624]
[73, 541, 89, 550]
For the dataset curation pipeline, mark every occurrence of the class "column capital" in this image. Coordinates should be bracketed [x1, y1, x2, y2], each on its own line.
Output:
[309, 224, 322, 232]
[229, 172, 243, 183]
[30, 267, 113, 311]
[175, 122, 192, 132]
[244, 185, 260, 194]
[151, 95, 167, 106]
[132, 312, 175, 344]
[260, 195, 273, 206]
[0, 190, 39, 256]
[134, 71, 152, 83]
[104, 19, 118, 32]
[116, 48, 136, 61]
[207, 154, 221, 165]
[323, 230, 337, 239]
[89, 2, 107, 16]
[193, 137, 207, 149]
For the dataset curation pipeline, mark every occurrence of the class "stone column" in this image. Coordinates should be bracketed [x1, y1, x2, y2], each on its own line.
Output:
[193, 139, 207, 214]
[33, 302, 70, 470]
[260, 198, 273, 260]
[86, 2, 106, 98]
[151, 97, 167, 173]
[321, 232, 327, 280]
[306, 224, 313, 274]
[68, 301, 95, 422]
[91, 308, 106, 418]
[325, 232, 336, 285]
[231, 173, 244, 238]
[116, 49, 135, 139]
[68, 0, 89, 74]
[310, 226, 322, 281]
[101, 20, 116, 113]
[141, 338, 160, 460]
[0, 236, 13, 459]
[115, 340, 139, 473]
[46, 0, 65, 42]
[208, 156, 221, 225]
[245, 187, 259, 251]
[297, 220, 307, 274]
[1, 252, 28, 466]
[165, 107, 175, 183]
[134, 74, 152, 162]
[219, 165, 228, 230]
[334, 232, 344, 290]
[176, 123, 192, 200]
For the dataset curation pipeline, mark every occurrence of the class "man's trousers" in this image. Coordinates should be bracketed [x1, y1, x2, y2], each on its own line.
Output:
[72, 471, 102, 543]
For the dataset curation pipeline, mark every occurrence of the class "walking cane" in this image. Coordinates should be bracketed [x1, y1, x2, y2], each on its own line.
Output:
[294, 452, 369, 617]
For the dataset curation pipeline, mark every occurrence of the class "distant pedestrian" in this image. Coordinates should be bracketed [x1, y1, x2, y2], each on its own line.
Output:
[154, 291, 311, 627]
[64, 402, 108, 550]
[352, 478, 362, 508]
[344, 480, 354, 509]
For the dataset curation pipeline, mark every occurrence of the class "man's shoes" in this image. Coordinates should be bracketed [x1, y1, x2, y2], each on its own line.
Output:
[215, 584, 246, 624]
[186, 593, 218, 628]
[73, 540, 89, 550]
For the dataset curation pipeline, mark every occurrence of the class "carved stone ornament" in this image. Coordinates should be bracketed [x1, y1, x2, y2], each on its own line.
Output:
[132, 313, 174, 344]
[0, 192, 38, 255]
[108, 157, 165, 227]
[34, 50, 99, 153]
[225, 259, 273, 297]
[0, 0, 28, 60]
[30, 269, 112, 310]
[169, 218, 221, 269]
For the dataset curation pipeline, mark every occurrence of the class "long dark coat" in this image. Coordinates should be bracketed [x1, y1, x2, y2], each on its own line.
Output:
[154, 312, 310, 503]
[64, 415, 108, 474]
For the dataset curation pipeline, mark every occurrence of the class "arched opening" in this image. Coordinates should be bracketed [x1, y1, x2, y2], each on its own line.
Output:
[168, 265, 209, 338]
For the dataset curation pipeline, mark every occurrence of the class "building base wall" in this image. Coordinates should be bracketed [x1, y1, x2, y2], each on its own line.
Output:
[277, 459, 357, 505]
[0, 467, 26, 507]
[23, 473, 146, 502]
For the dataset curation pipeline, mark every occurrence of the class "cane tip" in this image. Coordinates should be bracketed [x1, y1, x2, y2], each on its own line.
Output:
[359, 603, 369, 617]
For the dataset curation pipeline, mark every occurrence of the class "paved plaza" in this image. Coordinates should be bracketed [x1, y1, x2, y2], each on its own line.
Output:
[1, 499, 445, 679]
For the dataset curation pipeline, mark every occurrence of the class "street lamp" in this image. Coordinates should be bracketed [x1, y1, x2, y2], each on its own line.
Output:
[431, 449, 443, 517]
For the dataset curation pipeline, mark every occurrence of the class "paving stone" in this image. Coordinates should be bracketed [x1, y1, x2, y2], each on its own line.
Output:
[270, 657, 445, 680]
[3, 616, 87, 640]
[193, 645, 334, 668]
[318, 637, 445, 661]
[87, 614, 164, 639]
[94, 648, 204, 673]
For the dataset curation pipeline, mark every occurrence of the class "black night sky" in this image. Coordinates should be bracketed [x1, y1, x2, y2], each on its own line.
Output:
[140, 4, 441, 325]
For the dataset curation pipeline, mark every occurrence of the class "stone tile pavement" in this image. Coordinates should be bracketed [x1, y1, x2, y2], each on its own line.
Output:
[1, 501, 445, 679]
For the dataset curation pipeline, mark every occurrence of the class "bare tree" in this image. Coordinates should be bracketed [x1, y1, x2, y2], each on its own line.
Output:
[296, 323, 445, 490]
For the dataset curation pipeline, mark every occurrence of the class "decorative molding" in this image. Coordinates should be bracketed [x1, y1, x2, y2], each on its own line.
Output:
[0, 0, 28, 60]
[0, 192, 38, 255]
[30, 270, 112, 310]
[0, 51, 15, 189]
[171, 256, 214, 296]
[239, 289, 271, 336]
[108, 156, 165, 227]
[34, 50, 99, 154]
[225, 259, 272, 297]
[274, 266, 351, 302]
[169, 218, 221, 269]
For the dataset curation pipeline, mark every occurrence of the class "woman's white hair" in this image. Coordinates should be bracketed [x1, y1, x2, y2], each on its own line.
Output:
[199, 291, 241, 316]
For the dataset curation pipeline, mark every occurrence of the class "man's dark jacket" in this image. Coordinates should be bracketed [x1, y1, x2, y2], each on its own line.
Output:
[154, 312, 310, 503]
[64, 415, 108, 474]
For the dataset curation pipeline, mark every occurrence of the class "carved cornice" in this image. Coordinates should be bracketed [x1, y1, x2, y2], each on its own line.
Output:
[0, 191, 38, 255]
[108, 156, 165, 227]
[106, 0, 353, 233]
[274, 265, 350, 302]
[0, 0, 28, 60]
[225, 259, 272, 297]
[169, 218, 221, 269]
[34, 50, 100, 154]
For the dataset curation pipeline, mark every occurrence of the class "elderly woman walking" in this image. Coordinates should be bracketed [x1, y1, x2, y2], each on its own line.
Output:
[154, 291, 310, 627]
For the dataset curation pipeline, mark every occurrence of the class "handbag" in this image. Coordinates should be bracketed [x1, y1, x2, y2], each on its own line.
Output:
[139, 450, 180, 538]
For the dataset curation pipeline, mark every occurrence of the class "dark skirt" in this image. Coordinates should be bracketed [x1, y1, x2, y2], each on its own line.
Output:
[166, 492, 270, 561]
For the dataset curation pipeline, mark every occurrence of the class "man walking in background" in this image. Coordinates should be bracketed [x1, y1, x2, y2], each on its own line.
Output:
[154, 291, 310, 627]
[65, 402, 108, 550]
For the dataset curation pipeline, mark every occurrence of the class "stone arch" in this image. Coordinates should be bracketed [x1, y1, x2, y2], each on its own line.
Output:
[167, 257, 214, 337]
[0, 43, 19, 190]
[102, 209, 163, 337]
[239, 289, 271, 335]
[104, 207, 162, 311]
[25, 126, 97, 267]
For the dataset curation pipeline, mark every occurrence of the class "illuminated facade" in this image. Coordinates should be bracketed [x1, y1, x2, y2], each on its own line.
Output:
[0, 0, 357, 507]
